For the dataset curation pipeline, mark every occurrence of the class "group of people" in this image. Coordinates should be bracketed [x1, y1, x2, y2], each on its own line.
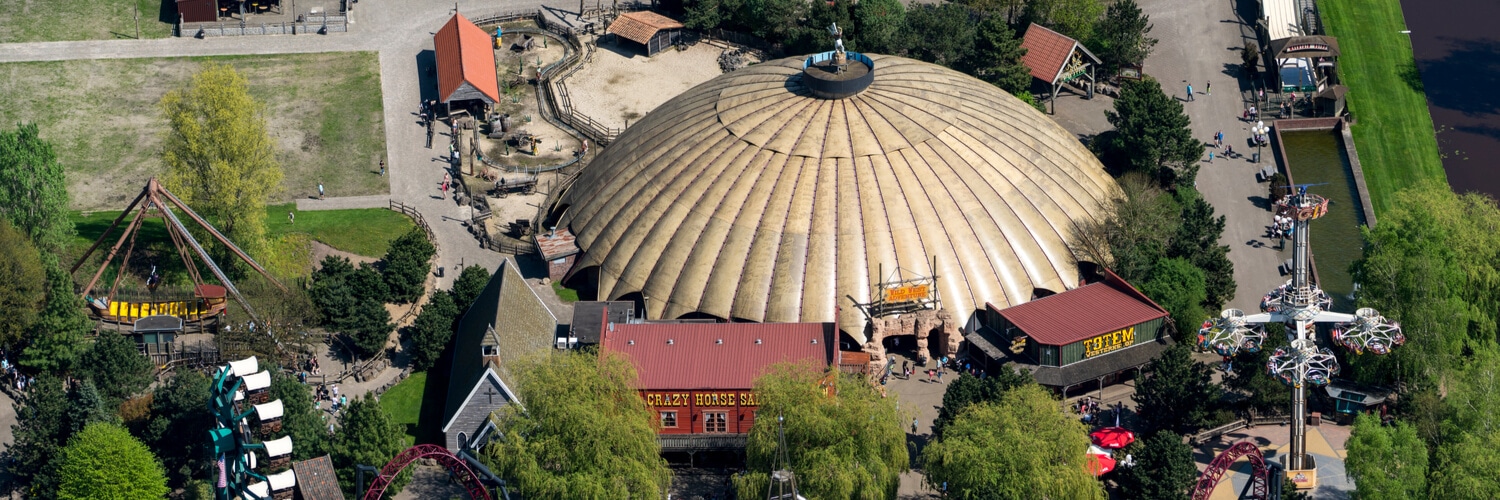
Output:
[315, 382, 346, 414]
[0, 353, 33, 392]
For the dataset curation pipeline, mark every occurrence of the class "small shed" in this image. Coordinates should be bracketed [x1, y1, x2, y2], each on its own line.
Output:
[435, 13, 501, 106]
[177, 0, 217, 23]
[1019, 23, 1102, 114]
[1315, 85, 1349, 117]
[607, 11, 684, 56]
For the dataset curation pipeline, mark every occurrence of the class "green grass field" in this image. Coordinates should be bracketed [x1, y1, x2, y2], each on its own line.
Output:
[380, 371, 429, 447]
[70, 204, 413, 261]
[0, 52, 387, 211]
[0, 0, 174, 42]
[1320, 0, 1447, 216]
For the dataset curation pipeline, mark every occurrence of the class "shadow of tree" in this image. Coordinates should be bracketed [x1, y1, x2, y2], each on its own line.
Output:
[1418, 37, 1500, 117]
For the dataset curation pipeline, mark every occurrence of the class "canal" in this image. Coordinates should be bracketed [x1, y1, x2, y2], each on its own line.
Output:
[1281, 131, 1364, 312]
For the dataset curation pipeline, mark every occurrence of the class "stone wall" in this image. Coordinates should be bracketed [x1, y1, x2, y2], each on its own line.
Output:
[861, 308, 963, 372]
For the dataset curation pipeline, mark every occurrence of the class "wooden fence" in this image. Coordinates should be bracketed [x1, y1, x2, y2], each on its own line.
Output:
[387, 200, 440, 257]
[180, 14, 348, 37]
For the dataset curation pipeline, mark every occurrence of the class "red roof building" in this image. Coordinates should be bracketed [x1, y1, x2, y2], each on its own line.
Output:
[1019, 23, 1102, 114]
[434, 14, 500, 105]
[967, 269, 1172, 391]
[601, 321, 836, 450]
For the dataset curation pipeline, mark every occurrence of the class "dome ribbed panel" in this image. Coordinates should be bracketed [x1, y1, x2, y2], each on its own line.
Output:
[559, 54, 1123, 341]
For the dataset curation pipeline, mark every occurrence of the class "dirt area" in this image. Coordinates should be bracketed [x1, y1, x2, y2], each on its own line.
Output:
[562, 36, 757, 131]
[462, 27, 581, 172]
[475, 170, 569, 238]
[310, 240, 378, 270]
[0, 52, 387, 210]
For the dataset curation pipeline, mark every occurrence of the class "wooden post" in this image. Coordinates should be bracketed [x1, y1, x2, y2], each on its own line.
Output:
[134, 0, 141, 39]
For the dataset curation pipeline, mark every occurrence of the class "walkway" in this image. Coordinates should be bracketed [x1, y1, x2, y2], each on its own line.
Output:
[296, 194, 391, 211]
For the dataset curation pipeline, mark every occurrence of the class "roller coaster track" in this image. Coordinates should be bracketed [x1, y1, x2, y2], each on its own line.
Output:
[1191, 441, 1272, 500]
[362, 444, 490, 500]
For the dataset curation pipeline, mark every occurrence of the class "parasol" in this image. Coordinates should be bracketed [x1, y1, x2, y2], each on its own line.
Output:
[1090, 426, 1136, 450]
[1086, 445, 1116, 476]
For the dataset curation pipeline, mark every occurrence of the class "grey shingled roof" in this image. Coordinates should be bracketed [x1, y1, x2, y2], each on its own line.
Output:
[445, 259, 557, 429]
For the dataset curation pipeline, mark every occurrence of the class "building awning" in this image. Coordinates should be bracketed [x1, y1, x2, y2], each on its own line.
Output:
[1031, 338, 1171, 388]
[658, 433, 748, 451]
[964, 328, 1009, 361]
[1269, 35, 1341, 60]
[607, 11, 684, 46]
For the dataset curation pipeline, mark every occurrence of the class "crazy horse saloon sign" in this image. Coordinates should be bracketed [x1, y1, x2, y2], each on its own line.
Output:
[1083, 327, 1136, 358]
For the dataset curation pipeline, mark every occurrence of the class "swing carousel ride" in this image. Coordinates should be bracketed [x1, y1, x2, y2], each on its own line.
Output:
[70, 178, 286, 335]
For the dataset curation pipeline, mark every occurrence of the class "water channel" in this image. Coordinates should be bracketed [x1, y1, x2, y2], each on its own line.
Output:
[1280, 130, 1364, 312]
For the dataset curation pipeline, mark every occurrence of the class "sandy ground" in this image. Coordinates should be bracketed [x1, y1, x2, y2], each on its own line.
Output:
[562, 36, 754, 130]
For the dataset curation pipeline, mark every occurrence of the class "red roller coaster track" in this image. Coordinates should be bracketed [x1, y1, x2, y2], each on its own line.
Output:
[363, 444, 491, 500]
[1190, 441, 1270, 500]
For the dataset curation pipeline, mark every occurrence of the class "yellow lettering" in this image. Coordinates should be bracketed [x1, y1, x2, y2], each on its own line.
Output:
[695, 394, 703, 406]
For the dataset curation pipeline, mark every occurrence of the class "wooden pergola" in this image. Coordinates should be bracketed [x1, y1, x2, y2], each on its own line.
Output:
[1020, 23, 1102, 114]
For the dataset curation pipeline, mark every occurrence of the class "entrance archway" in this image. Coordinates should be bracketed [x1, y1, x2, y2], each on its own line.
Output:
[363, 444, 491, 500]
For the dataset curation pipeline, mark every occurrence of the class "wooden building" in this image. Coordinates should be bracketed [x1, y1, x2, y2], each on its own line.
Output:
[607, 11, 684, 56]
[966, 270, 1172, 395]
[1019, 23, 1101, 114]
[177, 0, 218, 23]
[435, 13, 501, 107]
[601, 321, 837, 453]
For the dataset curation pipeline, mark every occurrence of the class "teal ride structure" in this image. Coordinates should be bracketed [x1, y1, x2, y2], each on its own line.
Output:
[210, 356, 296, 500]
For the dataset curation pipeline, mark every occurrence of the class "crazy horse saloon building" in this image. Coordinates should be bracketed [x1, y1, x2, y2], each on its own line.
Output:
[600, 321, 837, 457]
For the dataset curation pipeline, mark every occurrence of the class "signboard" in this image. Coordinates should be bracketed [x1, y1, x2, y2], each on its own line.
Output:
[642, 391, 760, 407]
[1082, 326, 1136, 358]
[883, 284, 930, 303]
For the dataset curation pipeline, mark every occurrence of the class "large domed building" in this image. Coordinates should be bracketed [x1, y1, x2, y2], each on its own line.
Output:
[550, 53, 1122, 344]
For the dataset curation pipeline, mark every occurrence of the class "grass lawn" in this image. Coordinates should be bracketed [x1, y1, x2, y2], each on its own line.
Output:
[1320, 0, 1446, 216]
[0, 52, 387, 211]
[552, 281, 580, 302]
[70, 204, 413, 262]
[380, 371, 429, 448]
[0, 0, 174, 42]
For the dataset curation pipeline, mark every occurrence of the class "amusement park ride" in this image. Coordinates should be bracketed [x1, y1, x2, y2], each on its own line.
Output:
[1194, 186, 1405, 496]
[70, 178, 285, 336]
[210, 356, 297, 500]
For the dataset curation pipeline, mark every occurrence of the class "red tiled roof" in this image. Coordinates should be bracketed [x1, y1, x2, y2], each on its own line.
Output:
[434, 14, 500, 103]
[608, 11, 684, 45]
[535, 227, 580, 260]
[601, 322, 835, 390]
[993, 270, 1168, 346]
[1020, 23, 1078, 83]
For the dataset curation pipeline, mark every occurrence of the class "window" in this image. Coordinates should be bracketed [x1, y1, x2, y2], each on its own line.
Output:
[482, 345, 498, 356]
[660, 411, 678, 428]
[703, 412, 728, 433]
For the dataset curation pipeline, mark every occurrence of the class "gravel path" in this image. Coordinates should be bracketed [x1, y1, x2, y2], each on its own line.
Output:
[296, 194, 392, 211]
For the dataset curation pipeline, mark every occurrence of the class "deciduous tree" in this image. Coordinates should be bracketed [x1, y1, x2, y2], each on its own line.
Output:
[854, 0, 905, 53]
[1020, 0, 1104, 43]
[0, 219, 45, 347]
[381, 228, 433, 304]
[0, 123, 73, 250]
[899, 4, 978, 67]
[931, 367, 1033, 438]
[482, 350, 671, 498]
[1138, 257, 1207, 341]
[160, 62, 283, 263]
[330, 396, 408, 497]
[1346, 413, 1428, 499]
[1092, 0, 1156, 75]
[1133, 343, 1219, 435]
[734, 363, 906, 500]
[1105, 77, 1204, 188]
[922, 385, 1104, 499]
[55, 422, 169, 500]
[1116, 431, 1197, 500]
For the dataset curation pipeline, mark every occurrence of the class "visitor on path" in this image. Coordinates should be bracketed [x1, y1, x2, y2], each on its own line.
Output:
[1186, 84, 1194, 101]
[927, 369, 934, 383]
[1206, 81, 1211, 95]
[937, 369, 944, 383]
[1226, 145, 1234, 158]
[1208, 151, 1214, 163]
[317, 183, 324, 199]
[379, 159, 385, 176]
[912, 418, 920, 434]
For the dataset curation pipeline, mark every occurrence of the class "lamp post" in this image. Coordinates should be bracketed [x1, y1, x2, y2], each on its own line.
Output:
[1252, 121, 1270, 164]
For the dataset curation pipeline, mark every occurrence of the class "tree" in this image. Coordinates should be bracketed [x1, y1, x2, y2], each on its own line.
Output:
[1171, 194, 1235, 309]
[1092, 0, 1156, 75]
[931, 367, 1033, 438]
[1345, 413, 1428, 499]
[269, 369, 326, 461]
[0, 219, 45, 347]
[1241, 41, 1261, 77]
[1133, 343, 1220, 435]
[67, 380, 115, 432]
[1138, 257, 1207, 341]
[854, 0, 905, 53]
[450, 264, 492, 314]
[1070, 173, 1178, 285]
[381, 228, 433, 304]
[160, 62, 283, 263]
[345, 298, 394, 358]
[482, 350, 670, 498]
[1020, 0, 1104, 43]
[921, 385, 1105, 499]
[55, 422, 169, 500]
[899, 4, 978, 67]
[408, 291, 459, 372]
[1116, 431, 1197, 500]
[6, 374, 71, 496]
[21, 257, 92, 374]
[1224, 323, 1291, 416]
[1430, 428, 1500, 499]
[330, 396, 408, 497]
[0, 123, 73, 250]
[77, 332, 155, 407]
[682, 0, 724, 29]
[144, 370, 214, 486]
[310, 256, 394, 359]
[970, 15, 1032, 95]
[734, 363, 906, 500]
[1105, 77, 1204, 188]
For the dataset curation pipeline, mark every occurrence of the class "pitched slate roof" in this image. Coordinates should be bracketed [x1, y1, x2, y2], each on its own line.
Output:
[602, 322, 835, 390]
[1019, 23, 1099, 84]
[291, 455, 344, 500]
[994, 269, 1168, 346]
[434, 13, 500, 104]
[607, 11, 684, 45]
[444, 259, 556, 428]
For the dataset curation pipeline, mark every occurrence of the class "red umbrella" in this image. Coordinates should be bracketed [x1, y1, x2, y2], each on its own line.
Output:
[1090, 427, 1136, 450]
[1086, 450, 1116, 476]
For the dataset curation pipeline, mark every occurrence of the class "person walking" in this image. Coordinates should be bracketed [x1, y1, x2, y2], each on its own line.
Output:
[1206, 81, 1211, 95]
[288, 212, 295, 224]
[1186, 84, 1194, 101]
[1208, 150, 1214, 163]
[379, 159, 385, 176]
[317, 182, 324, 199]
[912, 417, 920, 434]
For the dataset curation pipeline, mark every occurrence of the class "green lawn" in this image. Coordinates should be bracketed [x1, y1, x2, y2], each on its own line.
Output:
[1320, 0, 1447, 216]
[0, 52, 387, 211]
[0, 0, 174, 42]
[380, 371, 428, 448]
[552, 281, 580, 302]
[266, 204, 415, 258]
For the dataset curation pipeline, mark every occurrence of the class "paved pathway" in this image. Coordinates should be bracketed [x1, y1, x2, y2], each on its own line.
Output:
[295, 194, 392, 211]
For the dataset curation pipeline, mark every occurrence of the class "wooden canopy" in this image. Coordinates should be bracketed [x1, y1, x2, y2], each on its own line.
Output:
[434, 14, 500, 104]
[608, 11, 683, 46]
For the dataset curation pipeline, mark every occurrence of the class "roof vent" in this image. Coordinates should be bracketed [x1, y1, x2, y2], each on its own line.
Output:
[716, 339, 723, 344]
[755, 339, 763, 345]
[667, 339, 674, 345]
[811, 338, 818, 344]
[627, 340, 635, 345]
